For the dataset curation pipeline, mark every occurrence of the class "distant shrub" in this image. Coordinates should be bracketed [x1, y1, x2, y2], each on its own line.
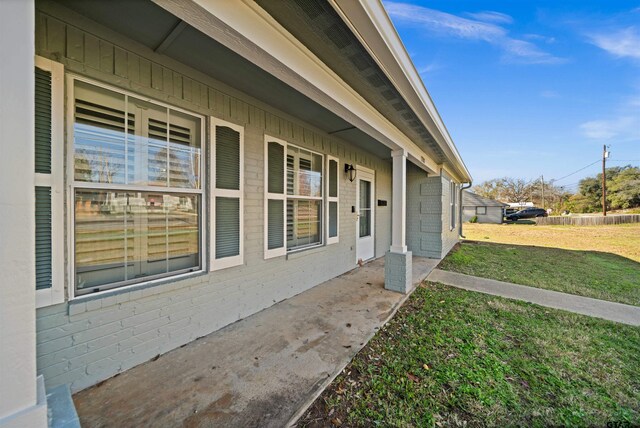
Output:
[469, 216, 478, 223]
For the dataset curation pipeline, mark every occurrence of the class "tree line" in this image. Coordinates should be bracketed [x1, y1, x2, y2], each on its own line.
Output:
[472, 165, 640, 213]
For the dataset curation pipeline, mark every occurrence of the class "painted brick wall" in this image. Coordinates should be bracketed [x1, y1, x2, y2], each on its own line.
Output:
[406, 163, 442, 258]
[406, 164, 460, 259]
[440, 176, 459, 258]
[34, 4, 394, 392]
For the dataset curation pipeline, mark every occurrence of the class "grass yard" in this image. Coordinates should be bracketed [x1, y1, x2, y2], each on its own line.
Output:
[462, 222, 640, 263]
[439, 222, 640, 306]
[439, 241, 640, 306]
[298, 283, 640, 427]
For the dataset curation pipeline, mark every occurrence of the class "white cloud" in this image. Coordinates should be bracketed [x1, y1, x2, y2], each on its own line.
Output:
[384, 2, 564, 64]
[466, 11, 513, 25]
[523, 33, 556, 44]
[540, 90, 559, 98]
[580, 116, 640, 141]
[588, 27, 640, 60]
[385, 2, 504, 41]
[417, 61, 444, 74]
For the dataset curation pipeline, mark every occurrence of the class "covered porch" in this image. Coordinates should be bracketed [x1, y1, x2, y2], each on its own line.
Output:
[72, 255, 438, 427]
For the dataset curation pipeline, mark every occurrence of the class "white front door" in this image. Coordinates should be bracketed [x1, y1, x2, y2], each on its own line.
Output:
[356, 169, 375, 262]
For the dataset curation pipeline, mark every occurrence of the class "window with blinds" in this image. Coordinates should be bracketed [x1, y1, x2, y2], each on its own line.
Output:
[34, 57, 64, 308]
[211, 121, 243, 270]
[71, 78, 203, 296]
[264, 137, 325, 258]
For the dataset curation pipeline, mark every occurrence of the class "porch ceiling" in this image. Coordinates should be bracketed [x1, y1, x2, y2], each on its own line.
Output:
[53, 0, 391, 159]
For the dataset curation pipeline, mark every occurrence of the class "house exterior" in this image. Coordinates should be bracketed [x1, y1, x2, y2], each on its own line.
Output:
[462, 191, 507, 224]
[0, 0, 471, 425]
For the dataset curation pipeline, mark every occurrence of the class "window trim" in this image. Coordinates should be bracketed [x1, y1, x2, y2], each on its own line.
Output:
[476, 206, 487, 215]
[326, 155, 339, 245]
[210, 118, 244, 271]
[66, 74, 207, 300]
[35, 56, 65, 308]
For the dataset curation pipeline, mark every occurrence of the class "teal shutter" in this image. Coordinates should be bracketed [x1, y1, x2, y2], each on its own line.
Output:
[216, 126, 240, 190]
[329, 159, 337, 198]
[267, 199, 284, 250]
[35, 66, 53, 290]
[35, 187, 53, 290]
[326, 157, 339, 243]
[212, 123, 243, 266]
[35, 58, 64, 306]
[35, 68, 52, 174]
[215, 197, 240, 258]
[268, 142, 284, 194]
[329, 201, 338, 238]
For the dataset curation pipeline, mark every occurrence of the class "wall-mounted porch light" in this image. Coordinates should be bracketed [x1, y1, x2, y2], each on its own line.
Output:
[344, 163, 357, 182]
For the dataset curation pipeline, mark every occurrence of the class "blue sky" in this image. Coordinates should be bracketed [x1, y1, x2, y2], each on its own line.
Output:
[384, 1, 640, 191]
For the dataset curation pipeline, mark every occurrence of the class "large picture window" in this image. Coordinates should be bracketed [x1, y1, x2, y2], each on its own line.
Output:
[70, 78, 204, 295]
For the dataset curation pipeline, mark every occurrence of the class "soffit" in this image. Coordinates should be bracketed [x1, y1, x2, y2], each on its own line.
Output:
[255, 0, 447, 165]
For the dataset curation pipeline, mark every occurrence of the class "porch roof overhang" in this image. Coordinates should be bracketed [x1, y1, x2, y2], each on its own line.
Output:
[152, 0, 471, 179]
[51, 0, 470, 181]
[332, 1, 473, 183]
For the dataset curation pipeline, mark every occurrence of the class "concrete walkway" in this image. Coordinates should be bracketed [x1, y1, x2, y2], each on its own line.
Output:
[428, 269, 640, 326]
[74, 257, 439, 428]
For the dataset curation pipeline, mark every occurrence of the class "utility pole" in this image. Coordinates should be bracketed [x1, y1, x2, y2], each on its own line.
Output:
[540, 175, 545, 209]
[602, 145, 609, 216]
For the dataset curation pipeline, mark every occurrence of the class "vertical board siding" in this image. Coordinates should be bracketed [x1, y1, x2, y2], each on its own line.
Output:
[35, 8, 395, 393]
[66, 26, 84, 63]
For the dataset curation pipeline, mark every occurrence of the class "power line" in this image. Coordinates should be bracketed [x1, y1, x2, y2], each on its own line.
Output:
[609, 159, 640, 162]
[552, 159, 600, 183]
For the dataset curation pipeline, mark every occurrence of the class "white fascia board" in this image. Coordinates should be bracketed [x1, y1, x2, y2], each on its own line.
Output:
[329, 0, 472, 183]
[154, 0, 439, 174]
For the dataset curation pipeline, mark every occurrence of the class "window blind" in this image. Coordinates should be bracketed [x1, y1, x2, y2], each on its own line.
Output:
[74, 98, 134, 184]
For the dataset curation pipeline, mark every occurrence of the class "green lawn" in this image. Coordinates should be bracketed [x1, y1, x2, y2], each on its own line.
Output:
[438, 241, 640, 306]
[298, 283, 640, 427]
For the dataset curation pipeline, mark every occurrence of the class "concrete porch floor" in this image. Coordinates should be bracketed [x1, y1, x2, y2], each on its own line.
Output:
[73, 256, 438, 427]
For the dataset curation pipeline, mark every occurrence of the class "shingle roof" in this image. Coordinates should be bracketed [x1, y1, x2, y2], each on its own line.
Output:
[462, 191, 508, 207]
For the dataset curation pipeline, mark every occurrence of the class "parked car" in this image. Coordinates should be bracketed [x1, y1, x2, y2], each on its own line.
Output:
[504, 208, 519, 216]
[506, 207, 548, 221]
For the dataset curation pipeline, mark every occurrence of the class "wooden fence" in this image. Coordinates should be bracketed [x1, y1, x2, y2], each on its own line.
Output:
[535, 214, 640, 226]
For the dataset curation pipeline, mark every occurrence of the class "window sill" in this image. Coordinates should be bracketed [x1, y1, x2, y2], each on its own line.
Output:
[286, 244, 326, 260]
[68, 270, 207, 316]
